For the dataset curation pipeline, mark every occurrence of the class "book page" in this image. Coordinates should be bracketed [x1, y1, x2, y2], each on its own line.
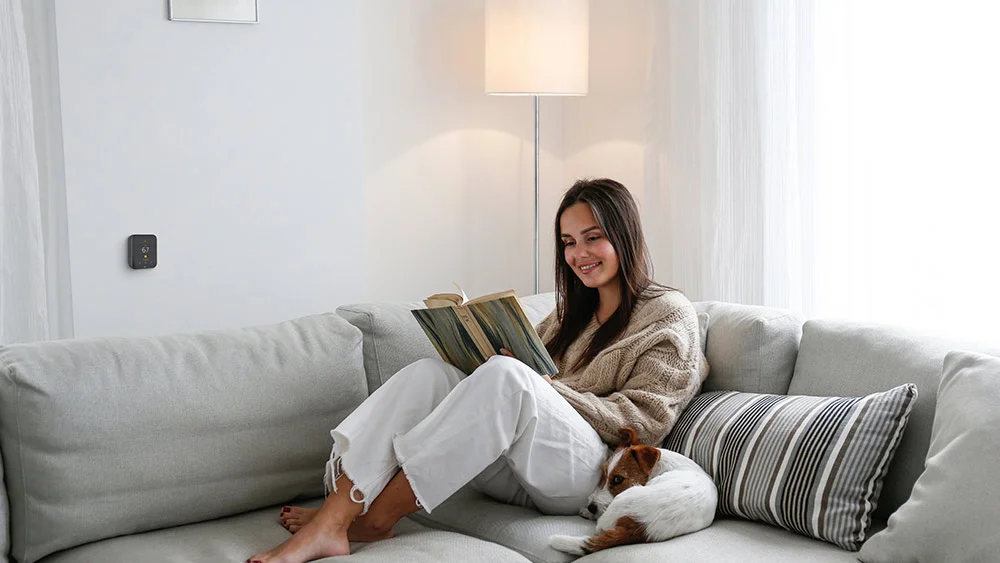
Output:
[465, 295, 558, 375]
[411, 307, 487, 375]
[465, 289, 517, 306]
[423, 282, 471, 309]
[424, 294, 463, 309]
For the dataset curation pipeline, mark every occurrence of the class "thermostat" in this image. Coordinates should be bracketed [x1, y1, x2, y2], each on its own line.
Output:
[128, 234, 157, 269]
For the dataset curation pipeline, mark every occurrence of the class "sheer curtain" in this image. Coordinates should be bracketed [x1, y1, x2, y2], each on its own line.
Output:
[645, 0, 816, 313]
[647, 0, 1000, 341]
[812, 1, 1000, 340]
[1, 0, 48, 343]
[1, 0, 70, 344]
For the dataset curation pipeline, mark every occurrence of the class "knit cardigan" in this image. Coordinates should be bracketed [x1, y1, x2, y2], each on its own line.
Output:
[535, 289, 709, 447]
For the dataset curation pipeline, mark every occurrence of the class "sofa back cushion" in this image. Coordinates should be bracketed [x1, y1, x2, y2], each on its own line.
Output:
[787, 319, 1000, 520]
[693, 302, 804, 394]
[0, 314, 367, 563]
[337, 292, 557, 393]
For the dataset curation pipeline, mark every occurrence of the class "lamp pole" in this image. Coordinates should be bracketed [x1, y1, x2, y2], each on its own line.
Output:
[534, 95, 540, 295]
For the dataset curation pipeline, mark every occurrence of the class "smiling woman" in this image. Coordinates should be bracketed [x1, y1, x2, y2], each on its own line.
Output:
[545, 178, 674, 379]
[249, 177, 707, 563]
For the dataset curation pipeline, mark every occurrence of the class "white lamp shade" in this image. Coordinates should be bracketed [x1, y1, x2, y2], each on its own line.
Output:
[485, 0, 589, 96]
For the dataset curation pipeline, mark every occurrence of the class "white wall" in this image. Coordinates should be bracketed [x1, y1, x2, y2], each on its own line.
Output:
[55, 0, 366, 338]
[562, 0, 653, 247]
[360, 0, 565, 302]
[53, 0, 568, 338]
[51, 1, 653, 339]
[563, 0, 650, 196]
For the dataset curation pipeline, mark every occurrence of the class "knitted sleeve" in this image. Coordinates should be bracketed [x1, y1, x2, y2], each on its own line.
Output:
[534, 308, 557, 339]
[549, 333, 706, 446]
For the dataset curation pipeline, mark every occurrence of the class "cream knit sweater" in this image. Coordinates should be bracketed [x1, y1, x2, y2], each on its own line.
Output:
[535, 289, 709, 447]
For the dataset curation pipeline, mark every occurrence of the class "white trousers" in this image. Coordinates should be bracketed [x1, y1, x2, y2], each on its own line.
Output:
[324, 356, 607, 516]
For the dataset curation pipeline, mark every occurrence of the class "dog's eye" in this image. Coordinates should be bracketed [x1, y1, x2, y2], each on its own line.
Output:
[611, 475, 624, 486]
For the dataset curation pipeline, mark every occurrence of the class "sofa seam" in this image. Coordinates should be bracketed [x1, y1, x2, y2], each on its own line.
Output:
[406, 513, 546, 563]
[0, 355, 29, 562]
[363, 310, 384, 391]
[758, 313, 802, 394]
[337, 307, 382, 395]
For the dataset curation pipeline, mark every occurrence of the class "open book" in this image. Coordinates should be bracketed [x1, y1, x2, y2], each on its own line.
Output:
[411, 286, 558, 376]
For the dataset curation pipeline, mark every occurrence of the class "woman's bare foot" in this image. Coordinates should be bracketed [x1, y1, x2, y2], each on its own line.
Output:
[279, 507, 318, 534]
[248, 514, 349, 563]
[250, 475, 361, 563]
[279, 506, 394, 541]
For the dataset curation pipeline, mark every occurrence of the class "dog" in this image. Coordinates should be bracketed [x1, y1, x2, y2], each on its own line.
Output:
[549, 427, 718, 555]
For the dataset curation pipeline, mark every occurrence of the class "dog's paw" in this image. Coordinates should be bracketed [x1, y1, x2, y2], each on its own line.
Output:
[549, 534, 588, 555]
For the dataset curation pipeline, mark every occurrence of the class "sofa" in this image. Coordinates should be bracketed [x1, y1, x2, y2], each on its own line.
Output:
[1, 292, 997, 563]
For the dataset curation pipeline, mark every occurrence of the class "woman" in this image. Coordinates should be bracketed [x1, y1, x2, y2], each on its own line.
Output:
[249, 178, 709, 563]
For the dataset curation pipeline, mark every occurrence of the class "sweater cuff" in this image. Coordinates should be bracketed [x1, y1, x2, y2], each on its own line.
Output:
[550, 380, 577, 400]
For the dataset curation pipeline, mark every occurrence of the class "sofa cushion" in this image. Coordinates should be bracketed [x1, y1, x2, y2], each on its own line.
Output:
[337, 292, 557, 392]
[692, 302, 804, 394]
[1, 449, 7, 563]
[664, 386, 916, 551]
[697, 312, 709, 355]
[0, 314, 367, 563]
[413, 488, 857, 563]
[574, 517, 858, 563]
[859, 351, 1000, 563]
[787, 319, 1000, 521]
[409, 486, 596, 563]
[38, 499, 531, 563]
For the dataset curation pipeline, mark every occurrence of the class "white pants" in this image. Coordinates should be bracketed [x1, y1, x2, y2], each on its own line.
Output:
[324, 356, 607, 516]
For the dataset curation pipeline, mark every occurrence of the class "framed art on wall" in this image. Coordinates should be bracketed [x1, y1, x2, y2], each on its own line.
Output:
[168, 0, 258, 24]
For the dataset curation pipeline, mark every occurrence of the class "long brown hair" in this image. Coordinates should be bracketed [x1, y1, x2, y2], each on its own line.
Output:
[546, 178, 670, 371]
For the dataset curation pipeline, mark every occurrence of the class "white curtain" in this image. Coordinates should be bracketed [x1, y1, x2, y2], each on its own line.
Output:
[647, 0, 1000, 341]
[646, 0, 816, 312]
[811, 1, 1000, 340]
[1, 0, 70, 344]
[1, 0, 48, 343]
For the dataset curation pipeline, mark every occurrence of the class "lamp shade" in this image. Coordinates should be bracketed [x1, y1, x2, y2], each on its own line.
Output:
[485, 0, 589, 96]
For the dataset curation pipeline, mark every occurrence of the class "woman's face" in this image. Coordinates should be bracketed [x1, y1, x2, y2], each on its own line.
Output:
[560, 202, 621, 291]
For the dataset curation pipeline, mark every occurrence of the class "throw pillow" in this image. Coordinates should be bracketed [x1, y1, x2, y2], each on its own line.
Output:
[663, 384, 918, 551]
[859, 351, 1000, 563]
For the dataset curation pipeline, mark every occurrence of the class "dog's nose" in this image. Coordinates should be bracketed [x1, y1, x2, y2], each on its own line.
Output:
[587, 503, 597, 514]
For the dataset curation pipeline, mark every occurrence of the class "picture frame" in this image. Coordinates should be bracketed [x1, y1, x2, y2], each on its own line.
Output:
[168, 0, 259, 24]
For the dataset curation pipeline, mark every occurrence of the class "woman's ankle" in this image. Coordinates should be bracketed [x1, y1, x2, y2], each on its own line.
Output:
[349, 511, 397, 541]
[319, 475, 367, 530]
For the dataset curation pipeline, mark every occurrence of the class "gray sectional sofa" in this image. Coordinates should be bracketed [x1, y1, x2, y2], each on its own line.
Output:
[0, 293, 995, 563]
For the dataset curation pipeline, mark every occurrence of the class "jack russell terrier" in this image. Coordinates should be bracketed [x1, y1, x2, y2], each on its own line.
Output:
[549, 427, 718, 555]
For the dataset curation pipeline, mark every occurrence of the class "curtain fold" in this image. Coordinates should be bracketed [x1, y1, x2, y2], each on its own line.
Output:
[646, 0, 999, 341]
[1, 0, 49, 344]
[646, 0, 816, 312]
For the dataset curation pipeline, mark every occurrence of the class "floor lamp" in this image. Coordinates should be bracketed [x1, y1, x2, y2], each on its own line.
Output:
[485, 0, 589, 295]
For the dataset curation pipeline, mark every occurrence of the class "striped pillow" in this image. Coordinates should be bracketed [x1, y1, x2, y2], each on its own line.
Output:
[663, 384, 917, 551]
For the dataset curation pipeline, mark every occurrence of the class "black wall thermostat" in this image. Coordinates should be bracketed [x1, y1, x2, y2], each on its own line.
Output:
[128, 234, 157, 269]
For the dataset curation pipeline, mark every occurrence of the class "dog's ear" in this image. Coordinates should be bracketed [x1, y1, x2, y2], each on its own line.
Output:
[618, 427, 639, 447]
[631, 446, 662, 474]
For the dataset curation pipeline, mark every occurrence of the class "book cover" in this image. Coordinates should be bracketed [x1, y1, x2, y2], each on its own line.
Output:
[411, 289, 558, 376]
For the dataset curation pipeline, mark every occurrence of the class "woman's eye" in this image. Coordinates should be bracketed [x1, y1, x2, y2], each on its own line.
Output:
[611, 475, 624, 486]
[564, 241, 575, 247]
[588, 236, 600, 242]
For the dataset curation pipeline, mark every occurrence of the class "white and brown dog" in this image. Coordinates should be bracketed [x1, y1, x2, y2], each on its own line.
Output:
[549, 427, 718, 555]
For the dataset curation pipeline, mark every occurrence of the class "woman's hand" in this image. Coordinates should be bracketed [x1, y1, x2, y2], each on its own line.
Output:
[500, 348, 553, 384]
